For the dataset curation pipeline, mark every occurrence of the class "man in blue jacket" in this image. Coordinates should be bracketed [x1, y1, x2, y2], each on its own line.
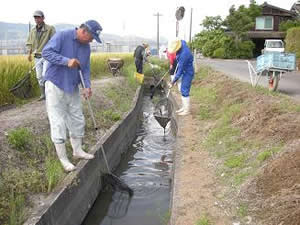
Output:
[168, 39, 194, 116]
[42, 20, 102, 172]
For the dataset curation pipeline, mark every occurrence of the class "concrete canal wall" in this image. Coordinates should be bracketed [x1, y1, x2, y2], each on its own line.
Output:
[24, 86, 144, 225]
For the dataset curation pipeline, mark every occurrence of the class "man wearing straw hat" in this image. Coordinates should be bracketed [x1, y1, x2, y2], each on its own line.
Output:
[26, 10, 56, 101]
[168, 39, 194, 116]
[42, 20, 102, 172]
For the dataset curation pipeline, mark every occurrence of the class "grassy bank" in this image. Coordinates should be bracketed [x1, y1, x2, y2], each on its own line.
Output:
[191, 66, 300, 224]
[0, 53, 146, 225]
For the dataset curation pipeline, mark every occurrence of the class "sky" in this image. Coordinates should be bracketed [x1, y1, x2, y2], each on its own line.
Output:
[0, 0, 297, 41]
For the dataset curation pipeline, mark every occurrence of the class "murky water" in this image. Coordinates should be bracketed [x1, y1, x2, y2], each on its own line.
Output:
[82, 96, 175, 225]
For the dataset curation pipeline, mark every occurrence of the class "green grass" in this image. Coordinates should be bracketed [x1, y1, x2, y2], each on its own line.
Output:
[0, 53, 139, 225]
[237, 203, 248, 218]
[0, 56, 38, 105]
[8, 192, 25, 225]
[45, 158, 64, 193]
[104, 84, 135, 113]
[7, 128, 33, 152]
[196, 214, 212, 225]
[257, 145, 282, 162]
[234, 171, 253, 185]
[197, 66, 214, 80]
[224, 154, 247, 168]
[191, 65, 297, 222]
[191, 86, 217, 120]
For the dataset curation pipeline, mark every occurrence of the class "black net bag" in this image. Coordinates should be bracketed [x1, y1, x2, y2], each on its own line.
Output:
[153, 96, 173, 129]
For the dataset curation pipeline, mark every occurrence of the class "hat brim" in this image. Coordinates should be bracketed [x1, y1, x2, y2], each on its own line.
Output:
[92, 33, 102, 43]
[168, 40, 182, 53]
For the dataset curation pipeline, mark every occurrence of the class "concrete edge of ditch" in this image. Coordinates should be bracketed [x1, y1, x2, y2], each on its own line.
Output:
[168, 93, 184, 225]
[24, 86, 144, 225]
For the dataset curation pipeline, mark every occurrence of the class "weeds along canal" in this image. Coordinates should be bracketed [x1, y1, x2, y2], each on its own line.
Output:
[82, 93, 175, 225]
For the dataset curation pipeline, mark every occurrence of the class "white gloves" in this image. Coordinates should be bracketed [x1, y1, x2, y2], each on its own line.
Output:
[167, 82, 174, 89]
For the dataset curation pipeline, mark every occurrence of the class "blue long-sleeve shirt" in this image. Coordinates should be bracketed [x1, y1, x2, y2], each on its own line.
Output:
[173, 40, 194, 83]
[42, 29, 91, 93]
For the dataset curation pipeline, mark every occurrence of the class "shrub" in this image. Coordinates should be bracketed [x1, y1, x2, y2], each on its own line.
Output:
[285, 27, 300, 58]
[279, 20, 300, 32]
[235, 40, 255, 59]
[202, 41, 217, 57]
[213, 48, 226, 58]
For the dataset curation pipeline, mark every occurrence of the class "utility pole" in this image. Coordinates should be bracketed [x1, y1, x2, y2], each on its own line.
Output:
[153, 12, 162, 55]
[189, 8, 193, 43]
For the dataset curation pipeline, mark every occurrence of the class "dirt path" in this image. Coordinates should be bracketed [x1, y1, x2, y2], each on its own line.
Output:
[171, 91, 233, 225]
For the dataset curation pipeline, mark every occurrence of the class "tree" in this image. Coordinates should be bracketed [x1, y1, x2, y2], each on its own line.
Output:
[224, 1, 261, 41]
[279, 20, 300, 32]
[201, 16, 223, 31]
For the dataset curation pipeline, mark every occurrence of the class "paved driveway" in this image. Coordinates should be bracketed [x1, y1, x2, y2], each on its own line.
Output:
[198, 58, 300, 99]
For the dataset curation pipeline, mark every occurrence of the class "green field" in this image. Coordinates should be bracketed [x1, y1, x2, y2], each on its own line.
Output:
[0, 53, 135, 106]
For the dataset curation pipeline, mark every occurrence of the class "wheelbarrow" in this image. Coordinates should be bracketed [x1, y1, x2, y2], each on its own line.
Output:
[247, 52, 296, 92]
[107, 58, 124, 76]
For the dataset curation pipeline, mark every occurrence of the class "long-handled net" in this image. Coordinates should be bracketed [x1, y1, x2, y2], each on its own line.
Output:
[9, 58, 43, 99]
[79, 69, 134, 197]
[150, 70, 169, 99]
[153, 89, 172, 136]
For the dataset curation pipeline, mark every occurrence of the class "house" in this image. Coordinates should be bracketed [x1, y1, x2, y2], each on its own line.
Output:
[248, 2, 297, 56]
[291, 0, 300, 16]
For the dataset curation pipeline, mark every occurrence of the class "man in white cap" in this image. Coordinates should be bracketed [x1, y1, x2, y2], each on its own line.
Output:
[26, 10, 55, 101]
[42, 20, 102, 172]
[168, 39, 194, 116]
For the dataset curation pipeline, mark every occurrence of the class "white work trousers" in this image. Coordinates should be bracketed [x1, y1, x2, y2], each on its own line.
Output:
[45, 81, 85, 144]
[34, 58, 48, 86]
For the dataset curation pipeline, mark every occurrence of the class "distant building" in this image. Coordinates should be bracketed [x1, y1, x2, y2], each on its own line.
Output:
[247, 2, 298, 56]
[291, 0, 300, 16]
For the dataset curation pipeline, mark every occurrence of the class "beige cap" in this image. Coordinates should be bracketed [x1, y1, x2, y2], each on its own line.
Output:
[33, 10, 44, 17]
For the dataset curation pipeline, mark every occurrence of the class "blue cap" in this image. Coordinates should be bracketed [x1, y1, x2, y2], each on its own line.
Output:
[84, 20, 102, 43]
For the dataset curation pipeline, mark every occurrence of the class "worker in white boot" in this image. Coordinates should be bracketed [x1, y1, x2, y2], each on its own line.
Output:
[168, 39, 194, 116]
[42, 20, 103, 172]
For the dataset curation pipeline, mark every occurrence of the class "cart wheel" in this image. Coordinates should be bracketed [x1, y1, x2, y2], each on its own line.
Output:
[268, 71, 280, 92]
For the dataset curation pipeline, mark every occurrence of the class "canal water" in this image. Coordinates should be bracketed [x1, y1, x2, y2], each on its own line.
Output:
[82, 95, 175, 225]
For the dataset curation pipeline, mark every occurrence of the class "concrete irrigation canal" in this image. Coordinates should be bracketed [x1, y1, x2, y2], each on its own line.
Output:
[82, 93, 175, 225]
[24, 86, 178, 225]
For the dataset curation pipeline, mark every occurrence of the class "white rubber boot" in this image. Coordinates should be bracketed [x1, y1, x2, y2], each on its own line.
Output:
[176, 107, 184, 113]
[178, 96, 190, 116]
[176, 96, 185, 113]
[71, 138, 94, 160]
[55, 143, 76, 172]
